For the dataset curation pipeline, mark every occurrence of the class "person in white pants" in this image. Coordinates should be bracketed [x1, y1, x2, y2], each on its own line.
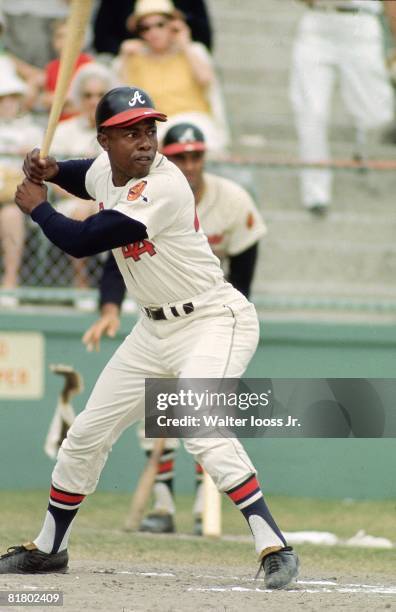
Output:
[290, 0, 396, 214]
[83, 121, 267, 536]
[0, 85, 298, 589]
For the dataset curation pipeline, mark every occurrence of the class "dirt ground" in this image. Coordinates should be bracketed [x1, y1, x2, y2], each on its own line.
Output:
[1, 560, 395, 612]
[1, 493, 395, 611]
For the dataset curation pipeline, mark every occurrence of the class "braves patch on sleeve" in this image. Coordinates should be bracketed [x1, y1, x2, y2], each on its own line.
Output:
[128, 180, 148, 202]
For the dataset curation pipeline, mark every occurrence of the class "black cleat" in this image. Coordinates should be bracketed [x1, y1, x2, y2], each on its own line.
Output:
[308, 203, 328, 217]
[256, 546, 299, 589]
[193, 516, 202, 536]
[0, 543, 68, 574]
[139, 512, 175, 534]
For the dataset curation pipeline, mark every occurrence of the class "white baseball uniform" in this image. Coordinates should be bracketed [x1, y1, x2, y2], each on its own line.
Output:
[138, 171, 267, 457]
[197, 172, 267, 259]
[290, 0, 394, 207]
[53, 152, 260, 496]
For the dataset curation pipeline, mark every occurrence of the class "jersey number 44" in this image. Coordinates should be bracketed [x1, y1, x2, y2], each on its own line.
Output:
[122, 240, 157, 262]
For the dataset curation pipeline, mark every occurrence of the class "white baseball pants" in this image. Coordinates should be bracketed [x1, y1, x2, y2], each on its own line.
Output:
[52, 283, 260, 494]
[290, 11, 394, 207]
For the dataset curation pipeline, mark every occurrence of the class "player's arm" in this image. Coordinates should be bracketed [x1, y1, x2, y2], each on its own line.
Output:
[228, 242, 258, 299]
[99, 252, 126, 309]
[82, 302, 121, 352]
[23, 148, 95, 200]
[223, 181, 266, 298]
[82, 254, 126, 352]
[15, 179, 148, 258]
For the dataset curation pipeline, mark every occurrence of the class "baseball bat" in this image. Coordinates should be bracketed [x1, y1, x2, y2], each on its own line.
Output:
[124, 437, 166, 531]
[202, 469, 222, 537]
[41, 0, 94, 158]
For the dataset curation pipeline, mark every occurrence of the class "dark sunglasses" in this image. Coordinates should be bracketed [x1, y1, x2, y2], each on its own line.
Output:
[137, 20, 168, 35]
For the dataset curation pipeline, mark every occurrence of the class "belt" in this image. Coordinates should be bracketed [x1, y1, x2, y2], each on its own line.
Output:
[143, 301, 195, 321]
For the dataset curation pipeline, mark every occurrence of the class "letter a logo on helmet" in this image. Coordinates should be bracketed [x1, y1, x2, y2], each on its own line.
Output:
[96, 87, 167, 129]
[161, 122, 206, 156]
[128, 91, 146, 107]
[179, 127, 196, 143]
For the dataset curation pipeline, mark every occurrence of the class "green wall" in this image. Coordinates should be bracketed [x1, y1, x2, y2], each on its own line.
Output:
[1, 310, 395, 499]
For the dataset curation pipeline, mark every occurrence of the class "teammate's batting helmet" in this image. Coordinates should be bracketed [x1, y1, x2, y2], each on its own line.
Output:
[95, 86, 167, 130]
[161, 123, 206, 156]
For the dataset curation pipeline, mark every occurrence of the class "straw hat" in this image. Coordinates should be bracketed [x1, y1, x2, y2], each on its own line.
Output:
[127, 0, 183, 32]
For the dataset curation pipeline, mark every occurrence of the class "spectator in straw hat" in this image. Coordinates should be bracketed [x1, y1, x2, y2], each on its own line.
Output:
[114, 0, 229, 152]
[93, 0, 212, 57]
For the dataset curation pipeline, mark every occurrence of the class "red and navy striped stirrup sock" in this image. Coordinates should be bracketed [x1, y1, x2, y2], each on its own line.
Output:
[147, 449, 175, 491]
[226, 474, 287, 549]
[146, 449, 176, 514]
[34, 484, 86, 554]
[47, 485, 85, 553]
[195, 462, 203, 487]
[49, 485, 85, 510]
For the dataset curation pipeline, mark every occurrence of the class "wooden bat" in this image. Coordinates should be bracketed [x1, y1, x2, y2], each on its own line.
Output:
[124, 437, 166, 531]
[41, 0, 94, 158]
[202, 469, 222, 537]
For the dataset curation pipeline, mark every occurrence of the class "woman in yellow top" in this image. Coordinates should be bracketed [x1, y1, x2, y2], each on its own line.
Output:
[114, 0, 229, 152]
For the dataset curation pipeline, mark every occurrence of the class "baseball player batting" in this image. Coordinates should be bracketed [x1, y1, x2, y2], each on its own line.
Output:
[2, 86, 298, 588]
[84, 122, 267, 535]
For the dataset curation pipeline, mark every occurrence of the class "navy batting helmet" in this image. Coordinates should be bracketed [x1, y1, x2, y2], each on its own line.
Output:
[161, 122, 206, 156]
[95, 86, 167, 130]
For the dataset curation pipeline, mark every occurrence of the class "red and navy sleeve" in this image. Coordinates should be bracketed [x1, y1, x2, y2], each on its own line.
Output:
[31, 201, 147, 258]
[50, 159, 96, 200]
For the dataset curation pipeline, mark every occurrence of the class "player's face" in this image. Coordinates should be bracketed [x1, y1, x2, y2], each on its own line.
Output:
[98, 119, 158, 185]
[168, 151, 205, 193]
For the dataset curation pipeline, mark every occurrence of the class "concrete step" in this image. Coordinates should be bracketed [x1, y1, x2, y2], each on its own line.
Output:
[253, 278, 396, 301]
[264, 210, 396, 244]
[255, 171, 396, 212]
[254, 246, 396, 296]
[210, 163, 396, 212]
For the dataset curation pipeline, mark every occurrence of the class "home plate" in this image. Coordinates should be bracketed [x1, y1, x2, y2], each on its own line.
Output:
[187, 579, 396, 595]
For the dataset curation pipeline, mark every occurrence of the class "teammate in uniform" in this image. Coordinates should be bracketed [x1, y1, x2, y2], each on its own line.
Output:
[83, 122, 267, 535]
[0, 86, 298, 588]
